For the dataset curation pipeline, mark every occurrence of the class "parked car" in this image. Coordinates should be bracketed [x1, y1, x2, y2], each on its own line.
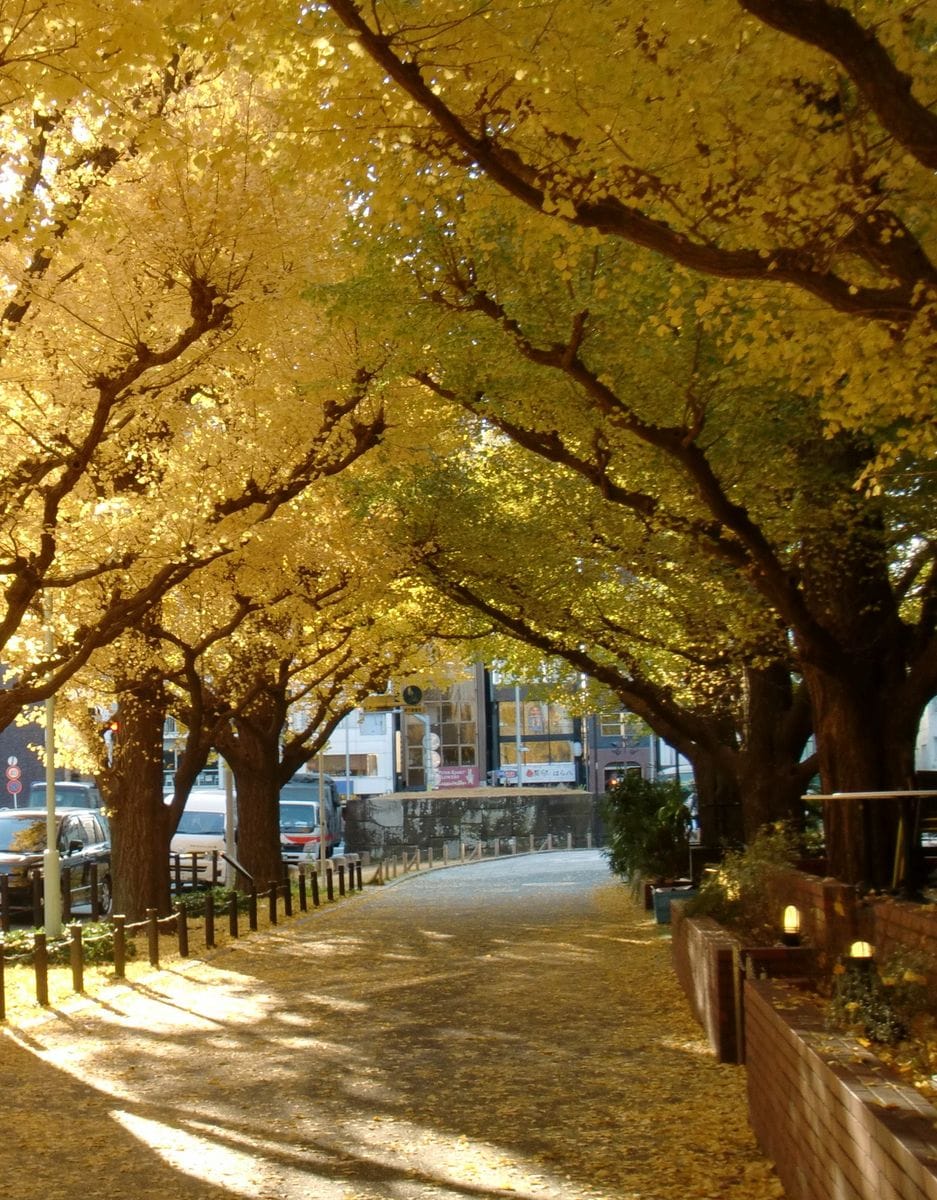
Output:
[22, 780, 103, 810]
[170, 789, 231, 884]
[0, 807, 112, 915]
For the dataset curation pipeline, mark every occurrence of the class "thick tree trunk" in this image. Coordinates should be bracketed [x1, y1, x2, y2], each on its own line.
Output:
[804, 659, 916, 887]
[795, 480, 919, 887]
[736, 664, 815, 840]
[214, 692, 288, 888]
[230, 763, 284, 888]
[107, 672, 173, 920]
[690, 746, 745, 850]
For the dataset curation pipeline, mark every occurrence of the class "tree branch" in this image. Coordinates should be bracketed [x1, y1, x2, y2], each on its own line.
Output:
[325, 0, 935, 323]
[738, 0, 937, 170]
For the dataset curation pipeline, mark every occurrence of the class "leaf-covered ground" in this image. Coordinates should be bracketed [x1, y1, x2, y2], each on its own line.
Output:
[1, 852, 785, 1199]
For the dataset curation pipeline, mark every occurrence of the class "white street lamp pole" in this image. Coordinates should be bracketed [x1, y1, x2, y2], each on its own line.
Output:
[221, 756, 236, 888]
[43, 594, 62, 938]
[514, 684, 524, 788]
[318, 751, 326, 875]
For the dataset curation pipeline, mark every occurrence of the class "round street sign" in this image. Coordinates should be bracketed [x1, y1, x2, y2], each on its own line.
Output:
[5, 764, 21, 780]
[402, 685, 423, 706]
[6, 779, 22, 795]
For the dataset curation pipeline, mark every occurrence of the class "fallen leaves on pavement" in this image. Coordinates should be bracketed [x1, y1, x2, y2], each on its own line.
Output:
[0, 856, 786, 1199]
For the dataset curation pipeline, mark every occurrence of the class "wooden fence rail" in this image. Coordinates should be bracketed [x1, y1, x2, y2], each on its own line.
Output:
[0, 857, 365, 1012]
[0, 840, 589, 1010]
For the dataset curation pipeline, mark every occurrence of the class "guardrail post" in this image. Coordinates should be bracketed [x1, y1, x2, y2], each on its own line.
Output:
[175, 901, 189, 957]
[227, 891, 239, 939]
[113, 915, 126, 978]
[33, 930, 49, 1006]
[587, 829, 593, 849]
[337, 861, 346, 896]
[567, 832, 573, 850]
[283, 877, 293, 918]
[298, 867, 307, 911]
[310, 868, 320, 907]
[268, 881, 278, 925]
[205, 892, 215, 948]
[529, 833, 535, 853]
[326, 865, 334, 902]
[146, 908, 159, 967]
[69, 922, 84, 993]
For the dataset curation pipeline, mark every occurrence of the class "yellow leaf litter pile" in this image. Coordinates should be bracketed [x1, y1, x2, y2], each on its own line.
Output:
[0, 852, 786, 1200]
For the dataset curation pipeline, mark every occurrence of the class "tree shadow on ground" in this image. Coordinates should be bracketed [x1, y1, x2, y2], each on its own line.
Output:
[2, 854, 778, 1199]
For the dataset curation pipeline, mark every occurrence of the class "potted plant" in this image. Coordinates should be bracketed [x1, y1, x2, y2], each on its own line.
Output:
[601, 774, 693, 920]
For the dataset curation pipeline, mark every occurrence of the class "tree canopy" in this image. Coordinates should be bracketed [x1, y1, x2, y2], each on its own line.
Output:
[2, 0, 936, 897]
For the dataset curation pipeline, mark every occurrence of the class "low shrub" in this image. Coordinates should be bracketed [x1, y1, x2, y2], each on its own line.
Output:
[1, 921, 136, 965]
[175, 886, 254, 917]
[827, 948, 934, 1047]
[683, 823, 799, 945]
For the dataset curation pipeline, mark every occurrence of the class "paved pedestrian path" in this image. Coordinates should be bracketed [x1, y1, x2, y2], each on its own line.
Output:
[2, 851, 784, 1200]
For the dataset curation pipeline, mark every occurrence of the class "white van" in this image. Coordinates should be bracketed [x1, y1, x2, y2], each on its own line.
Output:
[170, 789, 230, 885]
[24, 780, 103, 810]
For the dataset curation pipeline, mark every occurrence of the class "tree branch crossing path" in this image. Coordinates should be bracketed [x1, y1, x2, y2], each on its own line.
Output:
[2, 851, 784, 1199]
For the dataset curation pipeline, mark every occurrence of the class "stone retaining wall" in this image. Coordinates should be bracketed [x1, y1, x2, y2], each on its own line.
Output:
[344, 789, 597, 858]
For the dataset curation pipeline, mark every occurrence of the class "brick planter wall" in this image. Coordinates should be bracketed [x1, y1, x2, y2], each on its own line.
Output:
[866, 899, 937, 992]
[744, 978, 937, 1200]
[671, 903, 740, 1062]
[766, 872, 937, 988]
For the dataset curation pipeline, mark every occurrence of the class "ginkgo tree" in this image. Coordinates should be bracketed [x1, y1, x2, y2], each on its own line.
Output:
[343, 418, 817, 851]
[162, 528, 430, 894]
[57, 513, 462, 918]
[0, 6, 406, 916]
[318, 0, 937, 458]
[299, 0, 937, 886]
[0, 0, 376, 726]
[351, 222, 935, 883]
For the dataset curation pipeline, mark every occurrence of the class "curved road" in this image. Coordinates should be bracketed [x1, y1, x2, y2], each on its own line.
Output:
[2, 851, 784, 1199]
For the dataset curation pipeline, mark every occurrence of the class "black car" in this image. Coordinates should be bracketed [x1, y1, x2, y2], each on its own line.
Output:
[0, 807, 112, 916]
